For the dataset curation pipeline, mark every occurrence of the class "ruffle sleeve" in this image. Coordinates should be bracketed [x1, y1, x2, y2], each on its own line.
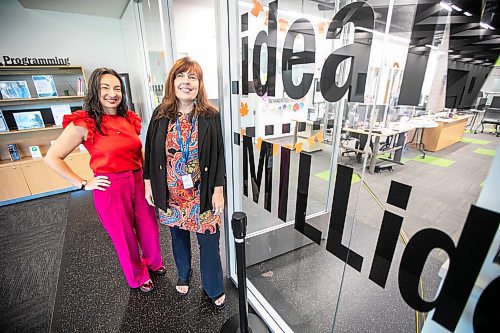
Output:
[126, 111, 142, 135]
[62, 110, 96, 142]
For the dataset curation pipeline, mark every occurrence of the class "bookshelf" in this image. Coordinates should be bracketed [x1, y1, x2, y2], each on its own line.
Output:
[0, 66, 92, 204]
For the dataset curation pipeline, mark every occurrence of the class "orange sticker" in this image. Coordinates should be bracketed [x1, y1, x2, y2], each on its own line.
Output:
[294, 142, 303, 153]
[256, 137, 262, 150]
[308, 136, 315, 145]
[317, 22, 325, 34]
[316, 131, 324, 142]
[251, 0, 263, 16]
[240, 102, 249, 117]
[279, 18, 288, 32]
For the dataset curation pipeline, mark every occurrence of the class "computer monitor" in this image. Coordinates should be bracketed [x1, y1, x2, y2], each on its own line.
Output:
[490, 96, 500, 109]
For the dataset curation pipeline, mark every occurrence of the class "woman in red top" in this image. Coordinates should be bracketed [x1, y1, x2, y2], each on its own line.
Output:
[45, 68, 164, 292]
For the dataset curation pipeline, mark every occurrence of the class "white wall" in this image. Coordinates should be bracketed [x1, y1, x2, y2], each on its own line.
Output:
[172, 0, 218, 99]
[0, 0, 128, 78]
[481, 66, 500, 94]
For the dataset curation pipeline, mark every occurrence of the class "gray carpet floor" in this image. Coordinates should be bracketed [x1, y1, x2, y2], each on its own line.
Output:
[0, 193, 70, 332]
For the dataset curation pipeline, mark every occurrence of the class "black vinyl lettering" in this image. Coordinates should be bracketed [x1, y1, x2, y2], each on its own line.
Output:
[320, 2, 374, 102]
[294, 153, 322, 244]
[281, 18, 316, 99]
[252, 0, 277, 96]
[278, 146, 291, 222]
[473, 276, 499, 333]
[399, 205, 499, 331]
[369, 211, 403, 288]
[326, 165, 364, 271]
[242, 136, 273, 212]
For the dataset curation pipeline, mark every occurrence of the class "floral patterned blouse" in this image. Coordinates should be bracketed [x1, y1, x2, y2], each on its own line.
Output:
[158, 113, 221, 234]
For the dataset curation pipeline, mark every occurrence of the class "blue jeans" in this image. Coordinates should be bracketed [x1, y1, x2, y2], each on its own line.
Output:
[169, 226, 224, 299]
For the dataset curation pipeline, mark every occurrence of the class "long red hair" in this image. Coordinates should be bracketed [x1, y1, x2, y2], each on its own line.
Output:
[155, 57, 217, 120]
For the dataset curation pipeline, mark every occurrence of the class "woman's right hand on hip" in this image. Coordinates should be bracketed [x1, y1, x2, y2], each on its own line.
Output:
[85, 176, 111, 191]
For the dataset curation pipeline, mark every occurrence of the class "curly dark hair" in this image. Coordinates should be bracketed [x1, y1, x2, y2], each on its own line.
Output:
[83, 68, 128, 135]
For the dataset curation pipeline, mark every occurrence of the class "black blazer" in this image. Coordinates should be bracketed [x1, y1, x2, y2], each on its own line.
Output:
[143, 109, 226, 213]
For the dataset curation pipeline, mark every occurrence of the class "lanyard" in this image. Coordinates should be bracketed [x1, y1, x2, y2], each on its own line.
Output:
[175, 115, 197, 165]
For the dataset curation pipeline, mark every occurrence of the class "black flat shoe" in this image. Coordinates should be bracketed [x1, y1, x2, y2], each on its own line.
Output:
[203, 289, 226, 310]
[176, 270, 192, 296]
[150, 265, 166, 276]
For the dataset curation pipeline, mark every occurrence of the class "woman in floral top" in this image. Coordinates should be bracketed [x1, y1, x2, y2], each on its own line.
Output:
[144, 57, 226, 309]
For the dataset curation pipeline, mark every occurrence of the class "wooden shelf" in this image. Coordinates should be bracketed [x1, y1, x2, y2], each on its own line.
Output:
[0, 95, 84, 106]
[0, 66, 85, 75]
[0, 65, 89, 203]
[0, 126, 63, 135]
[0, 150, 89, 167]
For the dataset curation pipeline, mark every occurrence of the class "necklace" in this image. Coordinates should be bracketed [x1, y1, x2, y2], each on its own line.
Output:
[104, 117, 122, 134]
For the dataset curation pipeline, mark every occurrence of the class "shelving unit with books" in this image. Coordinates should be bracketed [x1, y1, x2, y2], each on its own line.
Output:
[0, 66, 93, 205]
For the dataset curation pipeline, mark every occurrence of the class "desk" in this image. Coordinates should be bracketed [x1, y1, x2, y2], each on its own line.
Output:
[341, 127, 410, 174]
[292, 119, 323, 152]
[419, 115, 472, 152]
[468, 109, 485, 129]
[407, 119, 439, 158]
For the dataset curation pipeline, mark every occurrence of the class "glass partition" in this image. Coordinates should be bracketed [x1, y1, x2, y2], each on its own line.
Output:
[222, 0, 499, 332]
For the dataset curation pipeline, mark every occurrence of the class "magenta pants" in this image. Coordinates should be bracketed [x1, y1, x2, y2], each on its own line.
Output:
[93, 169, 163, 288]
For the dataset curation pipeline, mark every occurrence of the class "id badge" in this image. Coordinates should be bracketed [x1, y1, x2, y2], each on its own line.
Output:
[182, 174, 194, 189]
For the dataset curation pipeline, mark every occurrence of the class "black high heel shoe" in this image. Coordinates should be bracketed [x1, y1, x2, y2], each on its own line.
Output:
[176, 270, 193, 296]
[203, 289, 226, 310]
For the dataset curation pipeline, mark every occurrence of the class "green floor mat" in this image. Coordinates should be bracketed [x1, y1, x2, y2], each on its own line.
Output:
[411, 155, 455, 167]
[314, 170, 330, 181]
[461, 138, 490, 145]
[351, 173, 361, 184]
[314, 170, 361, 184]
[474, 148, 496, 156]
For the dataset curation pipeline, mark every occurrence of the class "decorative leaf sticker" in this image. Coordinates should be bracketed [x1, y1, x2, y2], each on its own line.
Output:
[294, 142, 303, 153]
[240, 102, 249, 117]
[251, 0, 263, 16]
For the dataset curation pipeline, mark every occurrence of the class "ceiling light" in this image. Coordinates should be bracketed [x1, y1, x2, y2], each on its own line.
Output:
[480, 22, 489, 29]
[451, 5, 462, 12]
[464, 11, 472, 16]
[440, 2, 452, 12]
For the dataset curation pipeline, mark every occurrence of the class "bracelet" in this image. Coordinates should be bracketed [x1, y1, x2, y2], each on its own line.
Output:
[80, 179, 87, 190]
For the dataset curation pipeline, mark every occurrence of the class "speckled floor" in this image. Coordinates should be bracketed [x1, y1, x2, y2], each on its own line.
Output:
[51, 190, 240, 333]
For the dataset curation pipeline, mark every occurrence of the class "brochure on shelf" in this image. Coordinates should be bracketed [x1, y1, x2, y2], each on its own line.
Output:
[13, 111, 45, 130]
[0, 109, 9, 132]
[50, 104, 72, 126]
[29, 145, 43, 159]
[7, 144, 20, 161]
[32, 75, 58, 97]
[0, 80, 31, 99]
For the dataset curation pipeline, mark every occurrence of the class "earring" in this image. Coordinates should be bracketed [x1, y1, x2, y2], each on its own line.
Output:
[193, 98, 198, 106]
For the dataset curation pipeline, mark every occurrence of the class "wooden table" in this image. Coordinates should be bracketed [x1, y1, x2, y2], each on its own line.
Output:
[420, 115, 472, 152]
